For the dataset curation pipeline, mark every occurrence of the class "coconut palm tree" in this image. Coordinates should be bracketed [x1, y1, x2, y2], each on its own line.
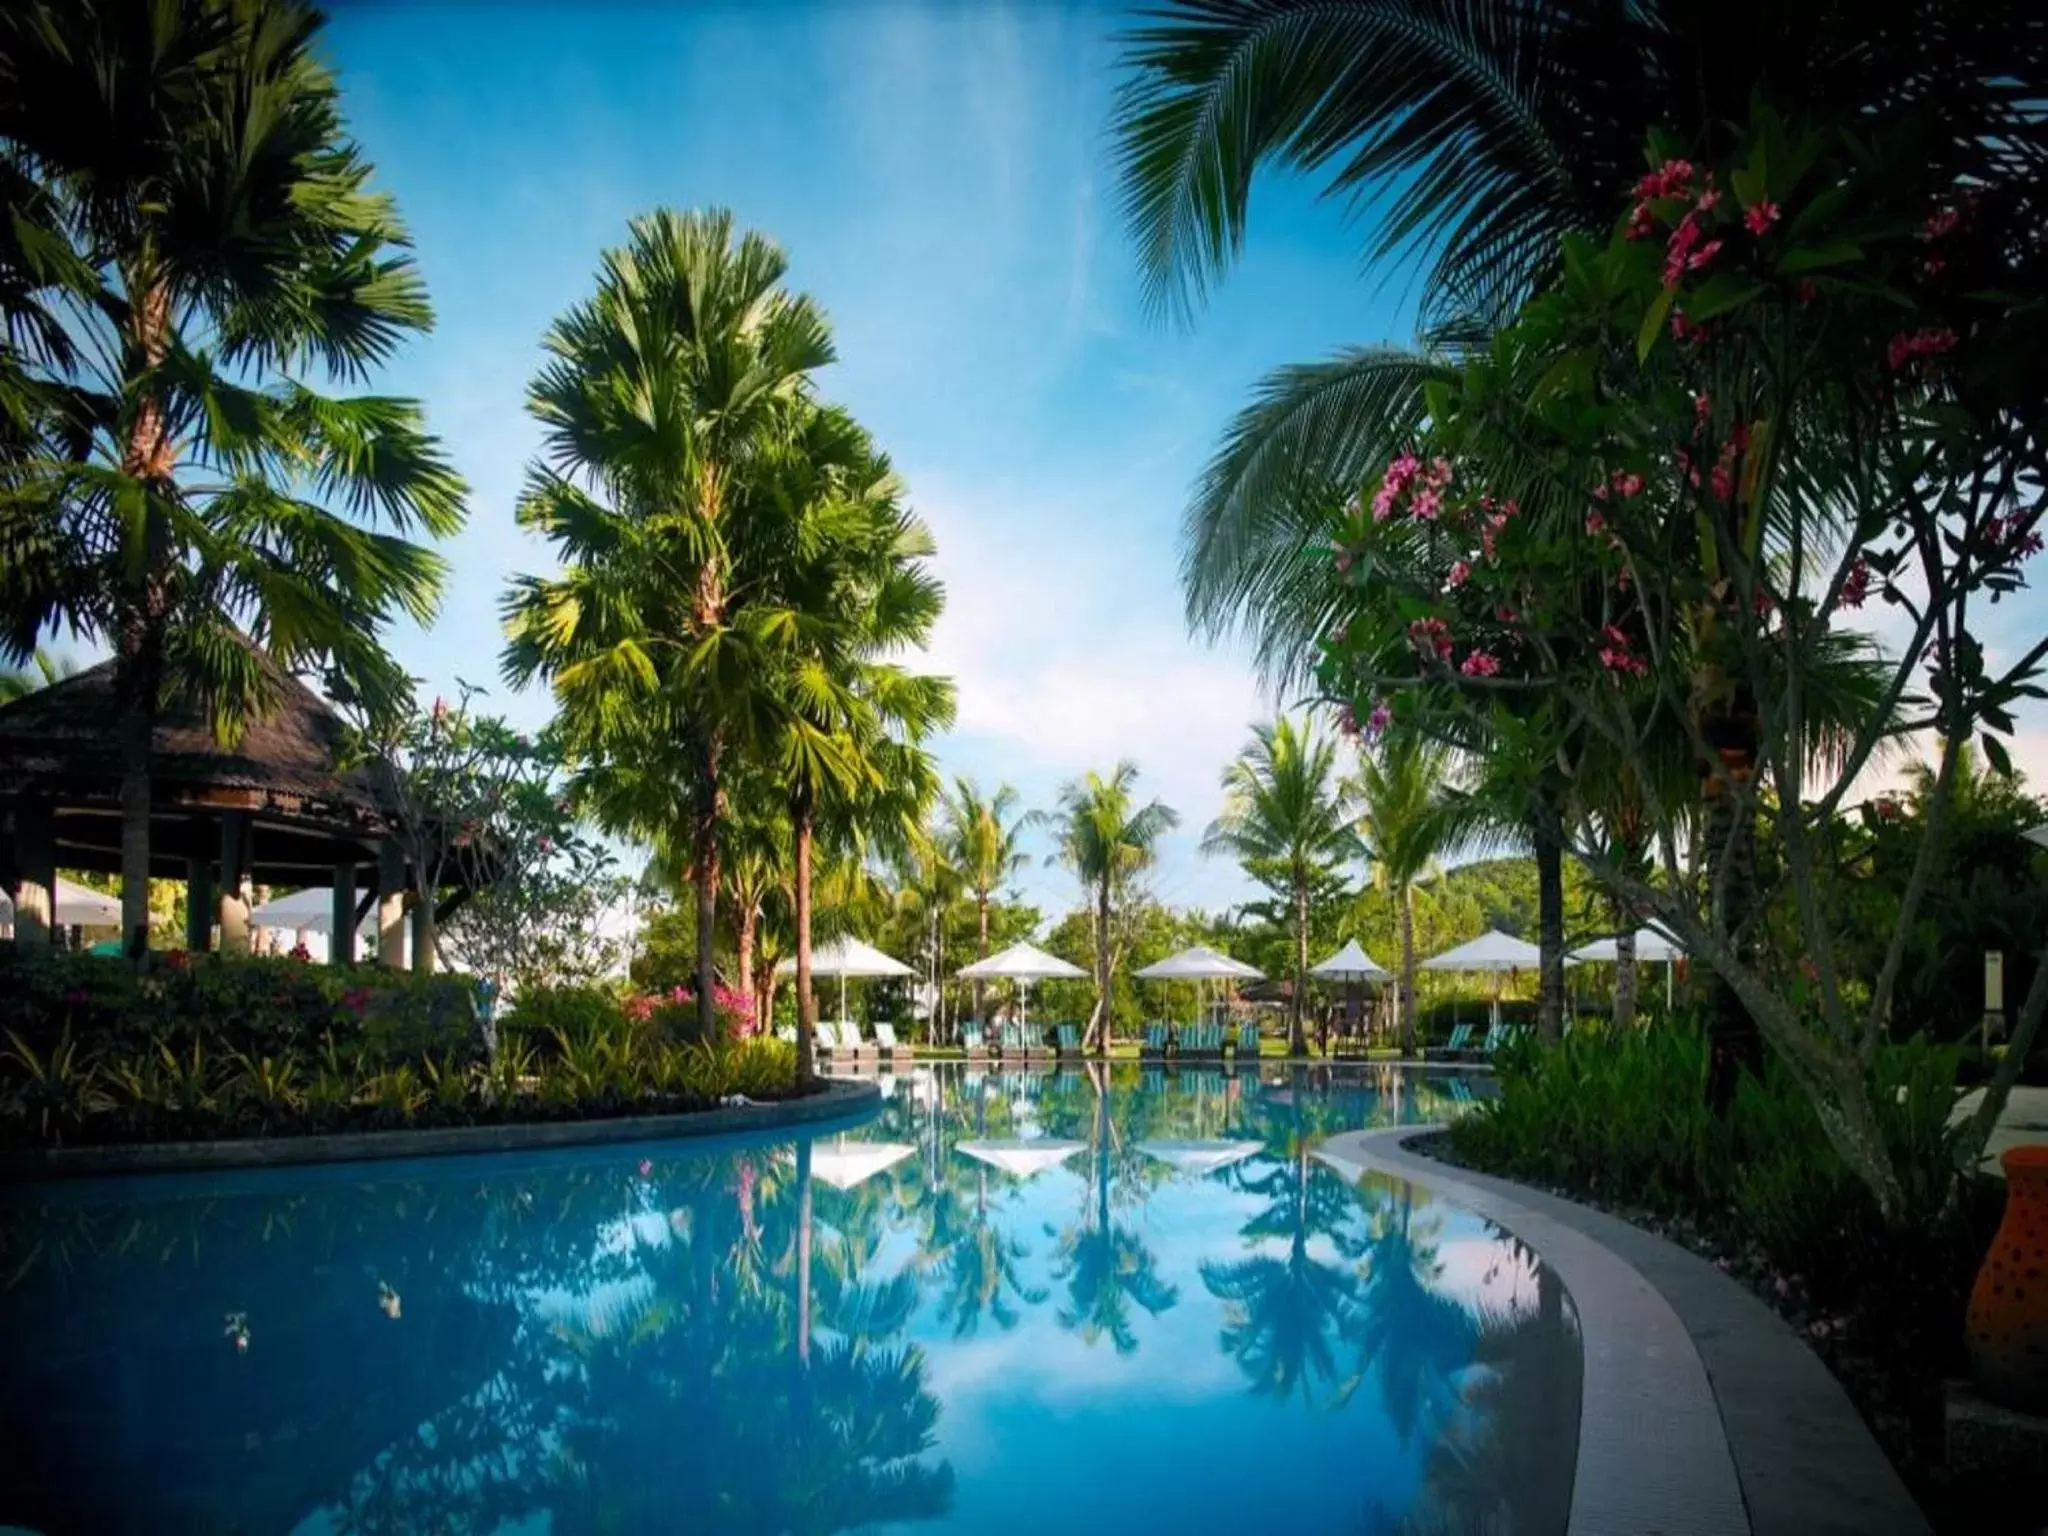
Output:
[1035, 763, 1181, 1054]
[1203, 716, 1360, 1055]
[0, 0, 467, 955]
[1353, 736, 1466, 1054]
[944, 779, 1028, 1020]
[503, 207, 833, 1039]
[1052, 1070, 1178, 1353]
[0, 648, 73, 704]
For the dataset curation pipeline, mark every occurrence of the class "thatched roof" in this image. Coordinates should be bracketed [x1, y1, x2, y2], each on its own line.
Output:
[0, 654, 394, 825]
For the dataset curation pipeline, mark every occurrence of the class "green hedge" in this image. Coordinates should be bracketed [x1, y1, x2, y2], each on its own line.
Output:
[0, 955, 798, 1149]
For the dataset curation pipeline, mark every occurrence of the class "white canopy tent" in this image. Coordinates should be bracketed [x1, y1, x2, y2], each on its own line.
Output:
[797, 1136, 916, 1191]
[1571, 925, 1685, 1008]
[1135, 945, 1264, 1026]
[1421, 929, 1566, 1027]
[1138, 1139, 1261, 1176]
[0, 875, 121, 933]
[956, 1138, 1086, 1180]
[957, 940, 1087, 1025]
[1309, 938, 1390, 980]
[776, 936, 916, 1022]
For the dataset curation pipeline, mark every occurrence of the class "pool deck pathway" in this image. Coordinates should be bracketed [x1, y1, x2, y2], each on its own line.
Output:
[1319, 1125, 1931, 1536]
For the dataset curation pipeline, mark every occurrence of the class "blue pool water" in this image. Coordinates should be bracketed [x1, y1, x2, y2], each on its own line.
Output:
[0, 1063, 1579, 1534]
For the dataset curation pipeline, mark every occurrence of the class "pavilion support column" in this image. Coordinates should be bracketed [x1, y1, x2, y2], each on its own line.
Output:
[10, 798, 55, 953]
[184, 855, 214, 952]
[330, 863, 357, 966]
[217, 811, 252, 955]
[410, 897, 437, 975]
[377, 839, 406, 971]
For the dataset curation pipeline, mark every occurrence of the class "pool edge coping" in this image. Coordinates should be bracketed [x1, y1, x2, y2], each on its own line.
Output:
[1325, 1124, 1933, 1536]
[0, 1075, 881, 1179]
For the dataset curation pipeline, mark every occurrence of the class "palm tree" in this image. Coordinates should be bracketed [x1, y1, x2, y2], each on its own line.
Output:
[1053, 1069, 1178, 1352]
[754, 405, 954, 1080]
[1035, 763, 1180, 1054]
[503, 207, 833, 1039]
[1203, 716, 1359, 1055]
[944, 778, 1028, 1020]
[0, 0, 467, 955]
[1353, 736, 1465, 1054]
[0, 648, 74, 704]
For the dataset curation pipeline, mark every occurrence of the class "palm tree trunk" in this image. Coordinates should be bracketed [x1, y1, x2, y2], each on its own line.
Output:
[794, 796, 817, 1086]
[735, 906, 756, 1003]
[1399, 884, 1417, 1056]
[1090, 878, 1112, 1055]
[1532, 801, 1566, 1045]
[1289, 880, 1309, 1056]
[115, 622, 161, 961]
[974, 889, 989, 1022]
[693, 735, 723, 1041]
[1614, 924, 1638, 1030]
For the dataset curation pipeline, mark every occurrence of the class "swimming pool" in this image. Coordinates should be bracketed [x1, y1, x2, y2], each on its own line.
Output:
[0, 1062, 1580, 1534]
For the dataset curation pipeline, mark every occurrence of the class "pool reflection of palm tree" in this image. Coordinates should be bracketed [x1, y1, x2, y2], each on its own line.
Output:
[1347, 1172, 1478, 1448]
[1203, 1079, 1367, 1404]
[1053, 1064, 1178, 1354]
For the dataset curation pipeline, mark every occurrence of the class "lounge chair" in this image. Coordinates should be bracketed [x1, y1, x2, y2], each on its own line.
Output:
[1476, 1021, 1508, 1057]
[1014, 1022, 1051, 1059]
[810, 1020, 841, 1067]
[837, 1020, 876, 1066]
[1181, 1021, 1224, 1059]
[874, 1022, 914, 1063]
[1140, 1022, 1169, 1058]
[1234, 1021, 1260, 1060]
[960, 1022, 991, 1060]
[1431, 1023, 1473, 1060]
[1056, 1022, 1082, 1055]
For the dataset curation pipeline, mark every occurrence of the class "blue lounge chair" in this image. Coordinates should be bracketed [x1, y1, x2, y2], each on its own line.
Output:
[1235, 1021, 1259, 1059]
[960, 1022, 990, 1059]
[1140, 1022, 1169, 1057]
[1056, 1022, 1081, 1054]
[1431, 1023, 1473, 1060]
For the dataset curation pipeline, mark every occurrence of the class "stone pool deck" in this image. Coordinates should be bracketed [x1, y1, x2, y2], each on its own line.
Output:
[1320, 1126, 1930, 1536]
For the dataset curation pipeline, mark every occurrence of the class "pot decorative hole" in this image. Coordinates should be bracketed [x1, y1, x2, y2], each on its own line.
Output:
[1968, 1144, 2048, 1413]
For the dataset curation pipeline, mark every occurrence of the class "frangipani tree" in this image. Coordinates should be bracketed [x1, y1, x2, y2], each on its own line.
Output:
[1324, 104, 2048, 1216]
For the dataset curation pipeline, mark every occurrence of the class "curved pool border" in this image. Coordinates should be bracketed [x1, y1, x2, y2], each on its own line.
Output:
[0, 1076, 881, 1180]
[1322, 1125, 1931, 1536]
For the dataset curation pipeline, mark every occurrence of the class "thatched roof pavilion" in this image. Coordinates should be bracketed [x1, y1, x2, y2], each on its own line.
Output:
[0, 654, 464, 967]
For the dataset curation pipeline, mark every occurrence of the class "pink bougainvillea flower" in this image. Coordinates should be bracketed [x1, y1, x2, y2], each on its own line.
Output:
[1407, 617, 1454, 661]
[1695, 187, 1722, 212]
[1686, 237, 1724, 273]
[1922, 206, 1962, 242]
[1631, 159, 1694, 200]
[1410, 487, 1442, 521]
[1367, 700, 1392, 741]
[1669, 308, 1699, 342]
[1743, 201, 1780, 235]
[1338, 703, 1359, 738]
[1586, 510, 1608, 535]
[1693, 390, 1712, 426]
[1611, 471, 1645, 499]
[1446, 560, 1471, 590]
[1459, 649, 1501, 678]
[1597, 625, 1649, 678]
[1495, 605, 1520, 624]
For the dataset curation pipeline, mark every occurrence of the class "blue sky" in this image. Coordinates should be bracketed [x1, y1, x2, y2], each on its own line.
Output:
[314, 1, 1413, 918]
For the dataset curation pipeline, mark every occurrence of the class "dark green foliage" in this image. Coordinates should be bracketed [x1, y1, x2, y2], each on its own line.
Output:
[0, 954, 797, 1148]
[1451, 1022, 2000, 1460]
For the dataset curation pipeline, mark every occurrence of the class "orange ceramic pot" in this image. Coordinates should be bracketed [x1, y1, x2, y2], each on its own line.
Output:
[1967, 1145, 2048, 1412]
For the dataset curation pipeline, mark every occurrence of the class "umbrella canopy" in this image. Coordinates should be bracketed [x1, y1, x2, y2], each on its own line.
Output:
[956, 941, 1087, 981]
[800, 1137, 915, 1191]
[249, 885, 350, 933]
[776, 936, 916, 979]
[1570, 926, 1685, 964]
[956, 1138, 1085, 1180]
[2027, 823, 2048, 851]
[0, 876, 123, 928]
[1421, 928, 1555, 972]
[1138, 1139, 1261, 1175]
[1309, 938, 1390, 980]
[1134, 944, 1264, 981]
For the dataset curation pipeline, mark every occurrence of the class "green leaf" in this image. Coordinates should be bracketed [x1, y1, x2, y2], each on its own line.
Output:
[1683, 276, 1765, 324]
[1981, 732, 2014, 777]
[1778, 241, 1863, 274]
[1637, 288, 1675, 362]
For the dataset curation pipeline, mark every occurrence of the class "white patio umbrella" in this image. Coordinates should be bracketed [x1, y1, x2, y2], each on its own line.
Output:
[1138, 1139, 1261, 1175]
[1571, 925, 1685, 1008]
[1135, 945, 1264, 1025]
[956, 1138, 1085, 1180]
[776, 935, 916, 1021]
[2027, 823, 2048, 850]
[1311, 937, 1391, 1041]
[1421, 929, 1564, 1027]
[795, 1135, 916, 1191]
[0, 876, 122, 934]
[957, 940, 1087, 1025]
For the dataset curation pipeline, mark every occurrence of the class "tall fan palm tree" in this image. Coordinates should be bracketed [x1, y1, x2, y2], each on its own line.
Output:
[1202, 716, 1359, 1055]
[944, 778, 1028, 1020]
[1036, 763, 1181, 1054]
[0, 0, 467, 955]
[503, 207, 833, 1039]
[1353, 735, 1466, 1054]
